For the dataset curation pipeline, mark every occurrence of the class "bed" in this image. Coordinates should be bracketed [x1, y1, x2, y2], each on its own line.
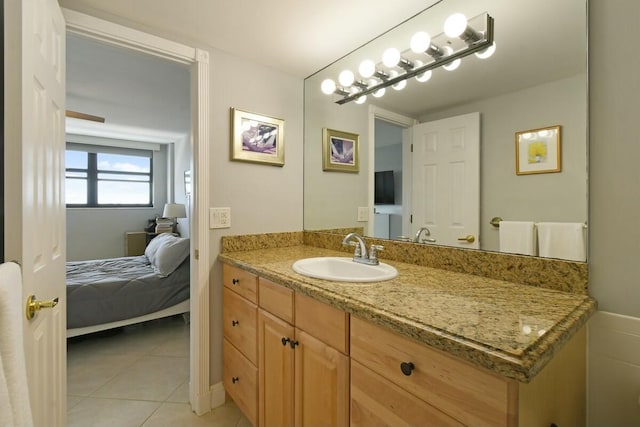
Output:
[66, 233, 191, 338]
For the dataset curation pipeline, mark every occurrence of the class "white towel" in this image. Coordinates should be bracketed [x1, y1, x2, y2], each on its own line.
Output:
[499, 221, 537, 256]
[0, 262, 34, 427]
[537, 222, 586, 262]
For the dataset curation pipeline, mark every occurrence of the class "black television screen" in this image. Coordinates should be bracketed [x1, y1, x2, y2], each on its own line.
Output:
[375, 170, 395, 204]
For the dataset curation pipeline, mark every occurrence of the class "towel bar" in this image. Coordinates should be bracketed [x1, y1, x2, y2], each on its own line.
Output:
[489, 217, 588, 229]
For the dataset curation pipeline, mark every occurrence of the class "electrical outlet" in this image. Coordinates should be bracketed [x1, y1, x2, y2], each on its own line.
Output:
[210, 207, 231, 229]
[357, 207, 369, 222]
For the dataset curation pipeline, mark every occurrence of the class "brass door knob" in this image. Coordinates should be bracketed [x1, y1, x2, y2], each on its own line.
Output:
[25, 295, 59, 320]
[457, 235, 475, 243]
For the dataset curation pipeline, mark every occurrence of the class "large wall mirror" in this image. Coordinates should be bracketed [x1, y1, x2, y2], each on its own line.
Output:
[304, 0, 588, 257]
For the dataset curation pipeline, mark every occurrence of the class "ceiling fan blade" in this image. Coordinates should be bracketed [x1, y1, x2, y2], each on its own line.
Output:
[65, 110, 105, 123]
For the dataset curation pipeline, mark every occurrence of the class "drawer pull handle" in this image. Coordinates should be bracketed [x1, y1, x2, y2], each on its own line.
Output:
[232, 278, 240, 285]
[400, 361, 415, 376]
[232, 376, 239, 384]
[232, 320, 239, 326]
[281, 337, 290, 346]
[289, 340, 299, 349]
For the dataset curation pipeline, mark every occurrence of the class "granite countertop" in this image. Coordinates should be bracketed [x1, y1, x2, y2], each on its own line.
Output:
[218, 245, 596, 383]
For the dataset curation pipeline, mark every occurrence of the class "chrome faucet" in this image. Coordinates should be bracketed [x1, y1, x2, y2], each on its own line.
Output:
[342, 232, 383, 265]
[414, 227, 436, 243]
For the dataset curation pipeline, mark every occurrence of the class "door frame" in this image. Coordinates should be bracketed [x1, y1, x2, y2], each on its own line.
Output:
[367, 106, 416, 237]
[63, 9, 214, 414]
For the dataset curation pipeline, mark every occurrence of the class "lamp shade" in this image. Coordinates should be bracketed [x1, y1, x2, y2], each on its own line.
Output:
[163, 203, 187, 218]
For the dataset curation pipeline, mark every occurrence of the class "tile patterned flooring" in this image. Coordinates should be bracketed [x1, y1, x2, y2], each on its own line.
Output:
[67, 316, 249, 427]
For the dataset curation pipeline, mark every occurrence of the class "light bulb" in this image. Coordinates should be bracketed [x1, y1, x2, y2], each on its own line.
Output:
[338, 70, 355, 87]
[410, 31, 431, 53]
[321, 79, 336, 95]
[350, 87, 367, 104]
[359, 60, 376, 78]
[442, 46, 461, 71]
[382, 48, 401, 68]
[475, 42, 496, 59]
[444, 13, 468, 38]
[413, 61, 432, 83]
[368, 79, 385, 98]
[389, 70, 406, 91]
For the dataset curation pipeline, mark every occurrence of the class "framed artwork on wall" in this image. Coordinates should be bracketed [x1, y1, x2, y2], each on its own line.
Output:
[230, 108, 285, 166]
[515, 125, 561, 175]
[322, 128, 359, 173]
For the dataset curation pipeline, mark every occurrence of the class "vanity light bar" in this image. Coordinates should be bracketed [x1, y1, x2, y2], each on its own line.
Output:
[325, 12, 494, 105]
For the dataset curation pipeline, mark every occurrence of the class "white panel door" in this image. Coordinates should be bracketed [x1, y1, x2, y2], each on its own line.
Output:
[5, 0, 67, 425]
[411, 113, 480, 248]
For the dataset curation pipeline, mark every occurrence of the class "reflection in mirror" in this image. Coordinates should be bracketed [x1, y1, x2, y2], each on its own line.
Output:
[304, 0, 587, 257]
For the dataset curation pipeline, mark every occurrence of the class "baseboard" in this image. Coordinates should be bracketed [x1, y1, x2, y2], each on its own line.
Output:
[210, 381, 226, 409]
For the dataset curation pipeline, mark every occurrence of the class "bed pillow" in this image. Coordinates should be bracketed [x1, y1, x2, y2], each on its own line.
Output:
[151, 236, 190, 277]
[144, 233, 174, 265]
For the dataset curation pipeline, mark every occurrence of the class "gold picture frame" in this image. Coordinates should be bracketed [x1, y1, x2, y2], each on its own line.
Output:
[515, 125, 561, 175]
[231, 108, 285, 166]
[322, 128, 359, 173]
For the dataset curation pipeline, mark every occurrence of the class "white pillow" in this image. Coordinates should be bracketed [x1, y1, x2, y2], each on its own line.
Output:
[144, 233, 175, 265]
[152, 236, 190, 277]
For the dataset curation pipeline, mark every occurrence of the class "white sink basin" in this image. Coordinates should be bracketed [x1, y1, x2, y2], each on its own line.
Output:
[292, 257, 398, 282]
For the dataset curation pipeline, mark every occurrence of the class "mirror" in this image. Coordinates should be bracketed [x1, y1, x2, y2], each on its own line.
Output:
[303, 0, 587, 255]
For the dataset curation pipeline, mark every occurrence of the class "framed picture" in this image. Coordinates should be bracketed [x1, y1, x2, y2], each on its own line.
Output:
[231, 108, 285, 166]
[322, 128, 359, 172]
[515, 125, 561, 175]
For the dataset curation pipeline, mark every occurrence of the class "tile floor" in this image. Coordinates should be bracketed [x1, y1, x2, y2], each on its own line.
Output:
[67, 316, 250, 427]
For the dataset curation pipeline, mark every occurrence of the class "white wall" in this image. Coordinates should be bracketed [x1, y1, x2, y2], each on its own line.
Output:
[420, 74, 588, 252]
[66, 145, 168, 261]
[207, 48, 303, 383]
[588, 1, 640, 424]
[304, 71, 370, 230]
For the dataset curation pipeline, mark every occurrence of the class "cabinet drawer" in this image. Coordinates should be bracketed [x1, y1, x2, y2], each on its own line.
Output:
[351, 360, 464, 427]
[223, 338, 257, 427]
[259, 277, 294, 324]
[223, 264, 258, 304]
[223, 287, 257, 364]
[350, 317, 512, 427]
[295, 292, 349, 354]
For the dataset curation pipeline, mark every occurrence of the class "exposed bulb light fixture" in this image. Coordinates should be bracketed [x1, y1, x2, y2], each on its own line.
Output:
[321, 11, 494, 105]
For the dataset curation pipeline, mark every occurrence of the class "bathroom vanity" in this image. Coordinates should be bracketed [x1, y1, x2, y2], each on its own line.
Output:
[219, 233, 595, 427]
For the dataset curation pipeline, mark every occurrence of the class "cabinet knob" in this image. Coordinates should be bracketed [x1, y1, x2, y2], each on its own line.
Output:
[232, 320, 239, 326]
[400, 361, 415, 376]
[281, 337, 290, 346]
[289, 340, 299, 349]
[232, 278, 240, 285]
[232, 376, 239, 384]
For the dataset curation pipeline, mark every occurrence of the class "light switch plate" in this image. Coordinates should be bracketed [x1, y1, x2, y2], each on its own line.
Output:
[210, 207, 231, 229]
[357, 207, 369, 222]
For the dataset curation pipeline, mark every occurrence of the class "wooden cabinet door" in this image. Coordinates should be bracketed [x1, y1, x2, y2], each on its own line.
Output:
[258, 310, 295, 427]
[294, 329, 349, 427]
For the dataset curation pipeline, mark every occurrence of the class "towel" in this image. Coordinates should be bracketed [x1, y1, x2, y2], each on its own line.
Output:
[499, 221, 537, 256]
[537, 222, 587, 262]
[0, 262, 34, 427]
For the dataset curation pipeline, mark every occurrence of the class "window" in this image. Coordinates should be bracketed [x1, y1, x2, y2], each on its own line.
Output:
[65, 145, 153, 207]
